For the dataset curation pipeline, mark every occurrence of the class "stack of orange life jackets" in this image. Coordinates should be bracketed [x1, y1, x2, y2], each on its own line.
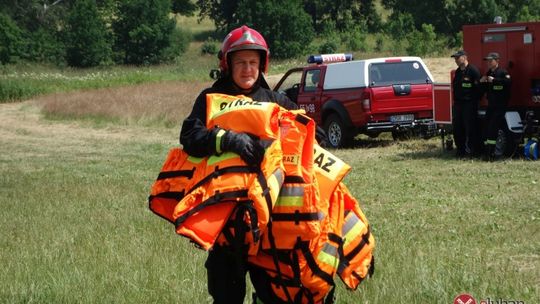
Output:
[148, 93, 375, 303]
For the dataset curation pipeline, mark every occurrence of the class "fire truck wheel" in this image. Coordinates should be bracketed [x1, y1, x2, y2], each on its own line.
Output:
[324, 113, 352, 148]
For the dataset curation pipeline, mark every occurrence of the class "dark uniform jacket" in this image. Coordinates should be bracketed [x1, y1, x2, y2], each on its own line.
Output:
[483, 67, 511, 108]
[452, 64, 482, 104]
[180, 75, 298, 157]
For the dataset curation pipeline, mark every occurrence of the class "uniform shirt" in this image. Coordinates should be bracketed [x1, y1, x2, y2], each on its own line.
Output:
[452, 63, 482, 103]
[483, 67, 511, 108]
[180, 75, 298, 157]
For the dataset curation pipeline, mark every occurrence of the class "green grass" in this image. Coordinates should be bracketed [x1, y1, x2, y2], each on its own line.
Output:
[0, 62, 213, 103]
[1, 104, 538, 303]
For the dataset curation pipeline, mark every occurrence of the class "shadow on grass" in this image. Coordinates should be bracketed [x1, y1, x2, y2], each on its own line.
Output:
[349, 137, 395, 149]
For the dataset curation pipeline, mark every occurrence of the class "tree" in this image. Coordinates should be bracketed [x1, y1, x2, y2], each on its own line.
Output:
[233, 0, 315, 59]
[113, 0, 177, 64]
[197, 0, 240, 32]
[0, 12, 24, 64]
[64, 0, 112, 67]
[382, 0, 498, 34]
[406, 23, 439, 56]
[172, 0, 197, 16]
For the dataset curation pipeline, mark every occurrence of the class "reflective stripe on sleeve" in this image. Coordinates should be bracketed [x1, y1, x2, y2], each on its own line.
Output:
[215, 129, 226, 154]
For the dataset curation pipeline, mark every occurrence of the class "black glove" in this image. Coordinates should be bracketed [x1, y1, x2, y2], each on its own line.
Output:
[221, 130, 265, 166]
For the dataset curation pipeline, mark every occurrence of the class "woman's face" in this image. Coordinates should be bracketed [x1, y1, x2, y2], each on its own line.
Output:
[230, 50, 260, 90]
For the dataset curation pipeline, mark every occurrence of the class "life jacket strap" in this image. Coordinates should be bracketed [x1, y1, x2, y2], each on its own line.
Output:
[157, 168, 195, 180]
[344, 225, 371, 261]
[271, 211, 324, 225]
[220, 201, 260, 245]
[284, 175, 305, 183]
[297, 241, 335, 286]
[187, 166, 258, 196]
[148, 190, 185, 201]
[174, 189, 249, 227]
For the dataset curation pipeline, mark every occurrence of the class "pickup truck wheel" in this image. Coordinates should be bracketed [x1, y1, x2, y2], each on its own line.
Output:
[324, 114, 351, 148]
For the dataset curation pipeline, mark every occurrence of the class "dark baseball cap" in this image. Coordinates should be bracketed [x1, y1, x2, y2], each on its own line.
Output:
[484, 52, 500, 60]
[451, 50, 467, 58]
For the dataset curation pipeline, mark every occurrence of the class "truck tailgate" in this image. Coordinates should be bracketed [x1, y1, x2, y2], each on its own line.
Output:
[370, 84, 433, 116]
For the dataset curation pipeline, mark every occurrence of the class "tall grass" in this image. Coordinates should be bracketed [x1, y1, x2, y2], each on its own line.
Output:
[1, 102, 538, 303]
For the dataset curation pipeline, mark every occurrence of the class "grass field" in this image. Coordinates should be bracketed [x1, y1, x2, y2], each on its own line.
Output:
[1, 15, 537, 303]
[1, 95, 538, 303]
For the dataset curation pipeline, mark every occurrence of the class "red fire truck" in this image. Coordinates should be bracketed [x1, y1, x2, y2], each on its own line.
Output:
[434, 21, 540, 158]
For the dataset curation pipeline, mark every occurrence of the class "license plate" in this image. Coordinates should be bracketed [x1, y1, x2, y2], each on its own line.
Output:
[390, 114, 414, 122]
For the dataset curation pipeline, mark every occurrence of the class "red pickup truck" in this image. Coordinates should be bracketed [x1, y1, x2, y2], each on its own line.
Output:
[274, 54, 436, 148]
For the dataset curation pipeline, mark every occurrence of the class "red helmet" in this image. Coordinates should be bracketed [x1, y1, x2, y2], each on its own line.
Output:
[219, 25, 269, 74]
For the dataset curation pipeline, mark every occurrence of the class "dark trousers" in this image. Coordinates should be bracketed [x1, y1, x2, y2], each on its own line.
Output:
[483, 106, 506, 142]
[452, 101, 480, 155]
[205, 245, 248, 304]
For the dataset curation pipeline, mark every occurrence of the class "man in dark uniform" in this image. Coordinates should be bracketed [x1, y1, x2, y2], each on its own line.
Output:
[180, 25, 325, 304]
[450, 50, 482, 158]
[480, 52, 512, 161]
[180, 25, 296, 304]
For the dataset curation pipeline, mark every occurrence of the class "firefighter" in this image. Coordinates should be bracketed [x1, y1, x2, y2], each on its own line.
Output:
[450, 50, 483, 158]
[480, 52, 512, 161]
[179, 25, 297, 304]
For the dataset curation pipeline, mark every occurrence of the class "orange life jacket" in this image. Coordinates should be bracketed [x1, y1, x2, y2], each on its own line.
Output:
[173, 139, 284, 252]
[149, 94, 285, 253]
[148, 93, 375, 302]
[148, 148, 204, 223]
[261, 110, 324, 250]
[249, 145, 375, 304]
[206, 93, 281, 140]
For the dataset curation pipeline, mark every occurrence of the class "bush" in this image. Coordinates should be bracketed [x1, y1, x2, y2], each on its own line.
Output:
[162, 28, 192, 61]
[342, 26, 368, 52]
[64, 0, 113, 67]
[406, 23, 438, 56]
[24, 28, 66, 65]
[113, 0, 176, 65]
[0, 12, 24, 64]
[201, 38, 219, 55]
[233, 0, 314, 59]
[375, 35, 385, 52]
[319, 41, 338, 54]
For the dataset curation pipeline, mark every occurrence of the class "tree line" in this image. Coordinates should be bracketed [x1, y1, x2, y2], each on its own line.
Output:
[1, 0, 538, 67]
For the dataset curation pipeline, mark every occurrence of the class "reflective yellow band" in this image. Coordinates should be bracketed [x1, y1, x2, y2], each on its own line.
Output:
[343, 218, 364, 247]
[207, 151, 240, 166]
[276, 196, 304, 207]
[462, 83, 472, 88]
[187, 155, 205, 164]
[276, 185, 304, 206]
[215, 129, 226, 154]
[493, 85, 503, 90]
[484, 139, 497, 145]
[318, 243, 339, 268]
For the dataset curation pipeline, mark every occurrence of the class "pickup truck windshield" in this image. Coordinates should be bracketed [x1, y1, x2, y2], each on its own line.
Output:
[369, 61, 431, 86]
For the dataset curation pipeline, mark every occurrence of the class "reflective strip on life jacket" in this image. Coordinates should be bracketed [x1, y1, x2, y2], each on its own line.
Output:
[173, 139, 284, 253]
[206, 93, 281, 140]
[336, 183, 375, 290]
